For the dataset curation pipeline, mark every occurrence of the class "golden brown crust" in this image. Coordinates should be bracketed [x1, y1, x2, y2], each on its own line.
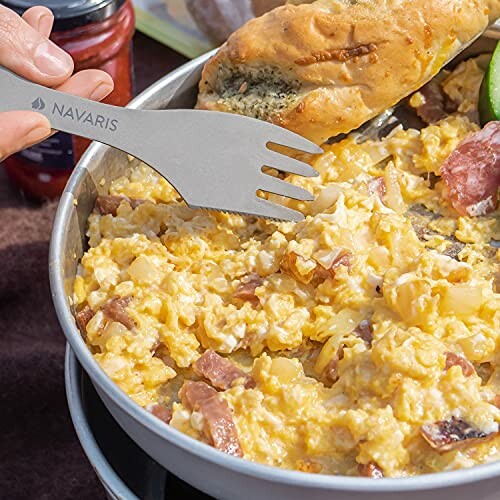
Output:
[197, 0, 491, 144]
[488, 0, 500, 21]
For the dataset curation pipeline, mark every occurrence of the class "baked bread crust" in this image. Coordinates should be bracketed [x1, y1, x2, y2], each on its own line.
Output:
[197, 0, 495, 144]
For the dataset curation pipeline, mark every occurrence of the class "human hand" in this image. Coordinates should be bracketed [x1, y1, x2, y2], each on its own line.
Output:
[0, 4, 114, 161]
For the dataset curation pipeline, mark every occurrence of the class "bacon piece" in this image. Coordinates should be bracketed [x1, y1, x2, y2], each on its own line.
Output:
[414, 81, 448, 124]
[280, 252, 316, 284]
[281, 249, 352, 284]
[440, 122, 500, 217]
[101, 296, 136, 330]
[420, 416, 495, 453]
[322, 358, 340, 385]
[442, 241, 465, 260]
[233, 273, 263, 305]
[367, 177, 386, 199]
[75, 305, 94, 334]
[445, 352, 475, 377]
[148, 404, 172, 424]
[313, 250, 352, 281]
[180, 380, 216, 408]
[358, 462, 384, 478]
[179, 380, 243, 457]
[322, 345, 344, 386]
[193, 350, 256, 390]
[475, 362, 493, 385]
[95, 195, 147, 216]
[494, 272, 500, 294]
[354, 320, 374, 346]
[493, 395, 500, 409]
[153, 344, 177, 369]
[95, 195, 123, 216]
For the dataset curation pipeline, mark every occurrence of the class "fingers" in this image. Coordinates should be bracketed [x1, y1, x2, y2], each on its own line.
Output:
[55, 69, 114, 101]
[0, 4, 73, 86]
[22, 6, 54, 37]
[0, 70, 114, 161]
[0, 7, 114, 162]
[11, 6, 114, 101]
[0, 111, 51, 161]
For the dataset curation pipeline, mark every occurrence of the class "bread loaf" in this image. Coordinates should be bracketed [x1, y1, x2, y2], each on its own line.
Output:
[197, 0, 496, 144]
[186, 0, 315, 43]
[489, 0, 500, 19]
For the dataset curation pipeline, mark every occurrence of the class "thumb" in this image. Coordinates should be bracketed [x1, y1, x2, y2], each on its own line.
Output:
[0, 111, 51, 162]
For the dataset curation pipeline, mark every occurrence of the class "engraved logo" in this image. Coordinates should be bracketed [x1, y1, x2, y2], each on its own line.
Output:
[51, 102, 118, 132]
[31, 97, 45, 111]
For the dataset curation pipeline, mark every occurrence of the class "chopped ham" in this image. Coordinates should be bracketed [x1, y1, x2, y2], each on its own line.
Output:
[313, 250, 353, 281]
[494, 272, 500, 294]
[475, 362, 493, 385]
[442, 241, 465, 260]
[179, 381, 243, 457]
[414, 81, 449, 124]
[193, 350, 256, 390]
[322, 358, 340, 385]
[367, 177, 386, 200]
[322, 345, 344, 385]
[153, 344, 177, 369]
[148, 404, 172, 424]
[440, 122, 500, 216]
[421, 416, 495, 453]
[281, 249, 352, 284]
[444, 352, 475, 377]
[358, 462, 384, 478]
[101, 296, 136, 330]
[354, 320, 374, 346]
[180, 380, 216, 408]
[95, 195, 147, 216]
[233, 273, 263, 305]
[280, 252, 316, 284]
[75, 305, 94, 334]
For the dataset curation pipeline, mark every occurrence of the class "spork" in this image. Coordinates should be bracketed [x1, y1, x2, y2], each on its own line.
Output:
[0, 67, 322, 221]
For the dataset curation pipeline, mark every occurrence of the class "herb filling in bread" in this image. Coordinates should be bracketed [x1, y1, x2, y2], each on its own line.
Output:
[206, 65, 302, 120]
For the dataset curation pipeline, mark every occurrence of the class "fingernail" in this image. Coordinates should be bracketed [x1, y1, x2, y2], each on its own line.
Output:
[34, 40, 73, 77]
[90, 82, 114, 101]
[38, 14, 54, 37]
[24, 126, 51, 146]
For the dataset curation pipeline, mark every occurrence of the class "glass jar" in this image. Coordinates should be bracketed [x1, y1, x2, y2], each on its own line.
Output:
[2, 0, 135, 199]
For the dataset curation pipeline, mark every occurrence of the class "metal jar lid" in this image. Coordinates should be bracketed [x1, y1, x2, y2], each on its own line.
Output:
[0, 0, 127, 31]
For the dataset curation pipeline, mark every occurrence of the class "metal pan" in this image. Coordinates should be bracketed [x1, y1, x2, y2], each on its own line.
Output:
[51, 38, 500, 500]
[65, 345, 168, 500]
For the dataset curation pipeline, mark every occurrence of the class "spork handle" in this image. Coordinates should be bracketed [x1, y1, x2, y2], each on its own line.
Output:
[0, 66, 142, 156]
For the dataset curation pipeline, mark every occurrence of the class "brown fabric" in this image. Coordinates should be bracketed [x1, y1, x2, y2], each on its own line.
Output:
[0, 194, 102, 499]
[0, 33, 187, 499]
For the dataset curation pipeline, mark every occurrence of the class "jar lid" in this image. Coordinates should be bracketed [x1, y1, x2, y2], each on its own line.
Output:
[1, 0, 126, 31]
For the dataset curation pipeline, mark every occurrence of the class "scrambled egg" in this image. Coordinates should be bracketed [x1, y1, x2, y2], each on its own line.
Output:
[74, 57, 499, 477]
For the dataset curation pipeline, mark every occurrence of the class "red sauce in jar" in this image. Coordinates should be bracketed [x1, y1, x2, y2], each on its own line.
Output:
[2, 0, 135, 200]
